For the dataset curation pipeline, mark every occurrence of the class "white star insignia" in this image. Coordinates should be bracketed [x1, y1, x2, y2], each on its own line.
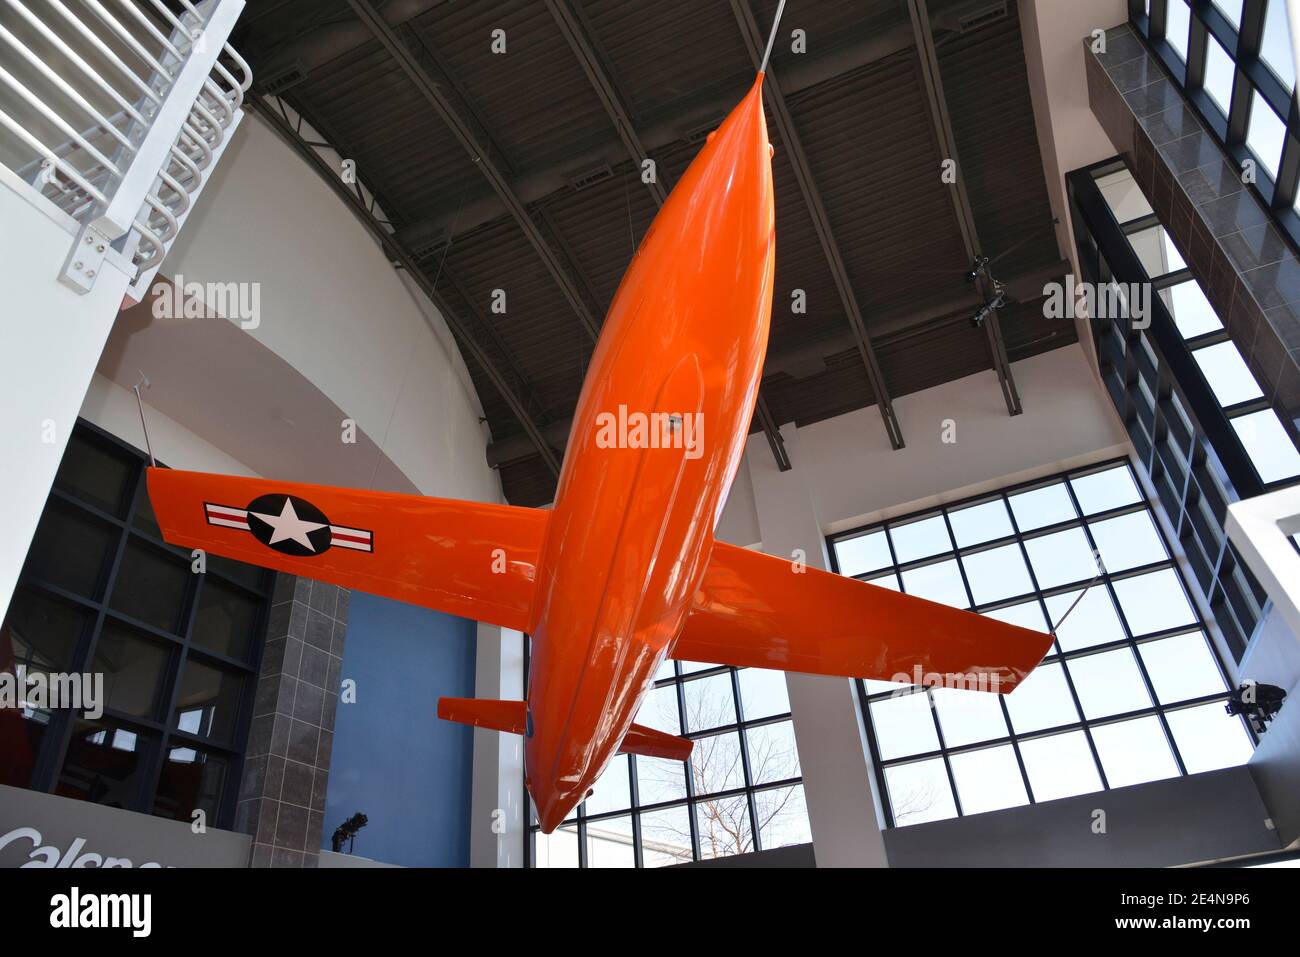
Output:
[250, 498, 327, 552]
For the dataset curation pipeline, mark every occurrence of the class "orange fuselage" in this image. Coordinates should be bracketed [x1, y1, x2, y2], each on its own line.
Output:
[526, 77, 774, 832]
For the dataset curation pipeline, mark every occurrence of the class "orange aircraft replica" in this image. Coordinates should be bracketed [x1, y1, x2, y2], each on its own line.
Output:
[147, 73, 1052, 833]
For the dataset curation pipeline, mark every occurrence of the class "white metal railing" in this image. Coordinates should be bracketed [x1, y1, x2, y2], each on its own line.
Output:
[0, 0, 250, 293]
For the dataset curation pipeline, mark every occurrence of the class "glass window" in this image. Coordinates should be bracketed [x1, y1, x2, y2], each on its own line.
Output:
[1166, 0, 1192, 61]
[1019, 730, 1104, 802]
[834, 529, 891, 576]
[1165, 701, 1255, 771]
[1193, 340, 1265, 407]
[1212, 0, 1243, 27]
[1097, 168, 1154, 224]
[844, 461, 1251, 826]
[1159, 280, 1224, 339]
[1130, 224, 1187, 277]
[10, 423, 271, 830]
[1203, 34, 1236, 114]
[1261, 0, 1296, 90]
[1247, 90, 1287, 180]
[901, 559, 969, 607]
[889, 514, 952, 563]
[1231, 409, 1300, 482]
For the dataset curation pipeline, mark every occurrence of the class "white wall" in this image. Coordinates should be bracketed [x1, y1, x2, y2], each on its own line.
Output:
[161, 114, 501, 504]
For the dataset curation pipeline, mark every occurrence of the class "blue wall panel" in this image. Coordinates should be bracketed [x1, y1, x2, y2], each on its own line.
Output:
[323, 591, 476, 867]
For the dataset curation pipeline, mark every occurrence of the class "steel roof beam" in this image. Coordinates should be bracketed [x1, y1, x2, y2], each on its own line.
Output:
[345, 0, 602, 343]
[728, 0, 905, 450]
[545, 0, 790, 470]
[907, 0, 1022, 416]
[250, 92, 562, 477]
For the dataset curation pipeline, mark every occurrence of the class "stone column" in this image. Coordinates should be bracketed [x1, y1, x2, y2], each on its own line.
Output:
[235, 575, 349, 867]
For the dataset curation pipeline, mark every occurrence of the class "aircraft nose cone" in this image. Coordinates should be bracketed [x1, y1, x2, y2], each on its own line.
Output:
[535, 790, 579, 835]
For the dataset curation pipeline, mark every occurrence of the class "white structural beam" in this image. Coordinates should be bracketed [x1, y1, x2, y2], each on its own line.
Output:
[469, 623, 526, 867]
[1227, 487, 1300, 645]
[743, 428, 890, 867]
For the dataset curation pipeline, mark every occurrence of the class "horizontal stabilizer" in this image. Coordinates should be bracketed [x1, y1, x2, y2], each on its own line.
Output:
[675, 541, 1053, 693]
[618, 723, 694, 761]
[437, 698, 527, 735]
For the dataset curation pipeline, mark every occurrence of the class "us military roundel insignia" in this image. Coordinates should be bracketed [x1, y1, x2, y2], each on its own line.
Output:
[203, 494, 373, 557]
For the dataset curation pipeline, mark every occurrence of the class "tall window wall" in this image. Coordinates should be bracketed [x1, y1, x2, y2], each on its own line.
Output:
[1135, 0, 1300, 242]
[528, 657, 812, 867]
[829, 460, 1255, 828]
[1070, 158, 1298, 656]
[0, 422, 271, 828]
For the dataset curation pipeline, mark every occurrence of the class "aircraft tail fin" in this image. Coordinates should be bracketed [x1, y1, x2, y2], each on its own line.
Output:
[437, 698, 528, 735]
[618, 723, 694, 761]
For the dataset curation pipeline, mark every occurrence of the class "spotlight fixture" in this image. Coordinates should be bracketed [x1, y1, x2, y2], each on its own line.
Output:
[966, 255, 991, 283]
[1225, 681, 1287, 735]
[331, 812, 369, 854]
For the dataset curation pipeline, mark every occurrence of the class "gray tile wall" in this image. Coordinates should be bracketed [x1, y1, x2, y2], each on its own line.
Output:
[1086, 24, 1300, 441]
[235, 575, 348, 868]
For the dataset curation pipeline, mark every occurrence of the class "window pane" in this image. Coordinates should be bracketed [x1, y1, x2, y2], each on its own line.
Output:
[1231, 409, 1300, 482]
[1004, 662, 1080, 733]
[901, 559, 969, 607]
[884, 758, 958, 826]
[1113, 569, 1197, 634]
[681, 672, 735, 732]
[690, 731, 745, 795]
[1167, 0, 1191, 61]
[1193, 341, 1264, 407]
[1089, 510, 1168, 572]
[695, 796, 754, 858]
[192, 577, 259, 661]
[982, 599, 1049, 633]
[109, 540, 191, 634]
[585, 816, 635, 868]
[1097, 168, 1154, 223]
[94, 621, 171, 719]
[1166, 703, 1254, 771]
[1262, 0, 1296, 89]
[1159, 280, 1224, 339]
[1019, 731, 1104, 802]
[639, 805, 693, 866]
[1203, 34, 1235, 114]
[737, 668, 789, 719]
[835, 530, 891, 576]
[871, 691, 940, 760]
[57, 717, 155, 810]
[1070, 465, 1142, 515]
[1212, 0, 1242, 27]
[23, 499, 116, 599]
[866, 571, 901, 591]
[635, 756, 688, 805]
[152, 747, 228, 823]
[635, 684, 681, 734]
[2, 587, 86, 674]
[1046, 587, 1126, 651]
[745, 720, 801, 784]
[1008, 482, 1076, 531]
[1139, 632, 1227, 703]
[1066, 647, 1153, 718]
[933, 686, 1009, 748]
[533, 823, 580, 868]
[756, 784, 811, 848]
[1247, 90, 1286, 180]
[948, 745, 1029, 815]
[1090, 716, 1180, 787]
[889, 514, 952, 563]
[948, 499, 1013, 547]
[54, 432, 135, 517]
[961, 543, 1033, 605]
[1024, 527, 1098, 589]
[173, 658, 244, 746]
[585, 754, 631, 815]
[1130, 224, 1186, 277]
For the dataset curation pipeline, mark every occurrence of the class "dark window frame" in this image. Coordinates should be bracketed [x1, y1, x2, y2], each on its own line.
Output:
[3, 418, 273, 829]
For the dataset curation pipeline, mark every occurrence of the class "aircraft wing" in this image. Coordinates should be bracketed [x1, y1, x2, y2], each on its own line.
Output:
[146, 468, 546, 632]
[673, 541, 1052, 693]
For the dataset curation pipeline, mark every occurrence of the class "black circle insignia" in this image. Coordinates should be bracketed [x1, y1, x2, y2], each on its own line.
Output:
[245, 494, 333, 557]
